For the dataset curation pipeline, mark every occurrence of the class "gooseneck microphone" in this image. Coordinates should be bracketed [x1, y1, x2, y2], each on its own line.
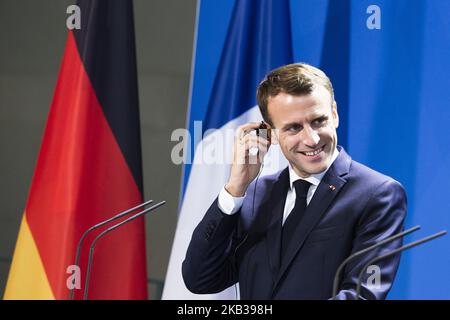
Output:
[70, 199, 154, 299]
[83, 200, 166, 300]
[355, 230, 447, 300]
[332, 225, 421, 299]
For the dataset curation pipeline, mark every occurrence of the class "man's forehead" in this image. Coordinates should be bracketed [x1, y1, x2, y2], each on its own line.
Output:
[268, 94, 331, 115]
[279, 108, 328, 124]
[269, 96, 334, 127]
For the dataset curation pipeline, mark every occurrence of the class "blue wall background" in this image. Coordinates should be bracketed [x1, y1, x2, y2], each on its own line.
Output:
[186, 0, 450, 299]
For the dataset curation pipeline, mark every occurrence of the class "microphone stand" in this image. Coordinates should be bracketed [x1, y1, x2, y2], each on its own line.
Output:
[355, 230, 447, 300]
[70, 199, 154, 299]
[83, 200, 166, 300]
[332, 225, 421, 299]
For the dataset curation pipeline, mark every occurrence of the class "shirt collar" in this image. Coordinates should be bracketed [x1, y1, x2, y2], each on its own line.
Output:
[288, 148, 340, 189]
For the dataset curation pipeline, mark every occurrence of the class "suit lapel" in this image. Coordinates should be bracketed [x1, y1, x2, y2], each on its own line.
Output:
[264, 168, 289, 279]
[272, 147, 351, 294]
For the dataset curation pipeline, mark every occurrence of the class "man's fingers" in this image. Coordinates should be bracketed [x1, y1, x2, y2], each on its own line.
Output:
[240, 135, 270, 147]
[236, 122, 264, 141]
[246, 143, 269, 165]
[234, 126, 270, 165]
[237, 140, 269, 161]
[237, 136, 270, 154]
[241, 140, 268, 152]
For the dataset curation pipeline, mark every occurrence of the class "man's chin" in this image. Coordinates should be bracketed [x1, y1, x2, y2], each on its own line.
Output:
[308, 165, 328, 175]
[292, 162, 328, 177]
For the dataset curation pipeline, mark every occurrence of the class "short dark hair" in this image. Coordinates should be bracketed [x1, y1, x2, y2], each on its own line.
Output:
[256, 63, 335, 126]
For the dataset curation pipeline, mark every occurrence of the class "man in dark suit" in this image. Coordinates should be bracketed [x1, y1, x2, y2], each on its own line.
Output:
[182, 63, 407, 299]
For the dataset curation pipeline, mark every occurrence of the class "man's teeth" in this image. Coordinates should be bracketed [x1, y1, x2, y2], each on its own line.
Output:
[304, 147, 323, 156]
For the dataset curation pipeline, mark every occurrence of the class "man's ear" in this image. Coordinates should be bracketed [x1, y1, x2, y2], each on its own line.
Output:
[332, 101, 339, 128]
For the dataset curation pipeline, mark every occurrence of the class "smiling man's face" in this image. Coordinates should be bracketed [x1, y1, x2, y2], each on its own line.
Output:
[268, 85, 339, 177]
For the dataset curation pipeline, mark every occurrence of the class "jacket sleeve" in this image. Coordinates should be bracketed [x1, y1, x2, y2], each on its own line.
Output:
[182, 197, 241, 294]
[333, 179, 407, 300]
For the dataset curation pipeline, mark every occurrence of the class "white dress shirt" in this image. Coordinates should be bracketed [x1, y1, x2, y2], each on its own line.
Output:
[218, 148, 340, 225]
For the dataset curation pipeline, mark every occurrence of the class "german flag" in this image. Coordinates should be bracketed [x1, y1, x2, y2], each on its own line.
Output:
[4, 0, 148, 299]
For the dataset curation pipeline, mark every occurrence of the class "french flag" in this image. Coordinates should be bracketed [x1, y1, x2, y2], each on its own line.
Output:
[163, 0, 292, 299]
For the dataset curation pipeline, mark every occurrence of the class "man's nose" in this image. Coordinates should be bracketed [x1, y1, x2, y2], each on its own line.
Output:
[300, 126, 320, 146]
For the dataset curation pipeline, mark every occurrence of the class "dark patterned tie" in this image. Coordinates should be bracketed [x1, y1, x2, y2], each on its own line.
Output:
[281, 179, 312, 258]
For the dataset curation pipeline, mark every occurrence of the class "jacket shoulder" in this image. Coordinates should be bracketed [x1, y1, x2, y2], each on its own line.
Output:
[348, 159, 406, 195]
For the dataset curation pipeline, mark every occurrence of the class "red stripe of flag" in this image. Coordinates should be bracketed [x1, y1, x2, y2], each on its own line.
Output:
[7, 1, 148, 300]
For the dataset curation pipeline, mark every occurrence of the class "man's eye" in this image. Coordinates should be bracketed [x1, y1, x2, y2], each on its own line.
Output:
[312, 117, 326, 126]
[287, 125, 301, 132]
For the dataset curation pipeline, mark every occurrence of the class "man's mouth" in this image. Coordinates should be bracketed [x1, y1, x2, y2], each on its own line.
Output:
[299, 145, 324, 157]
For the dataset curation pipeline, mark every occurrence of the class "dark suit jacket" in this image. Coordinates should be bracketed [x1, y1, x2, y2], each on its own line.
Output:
[182, 147, 407, 299]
